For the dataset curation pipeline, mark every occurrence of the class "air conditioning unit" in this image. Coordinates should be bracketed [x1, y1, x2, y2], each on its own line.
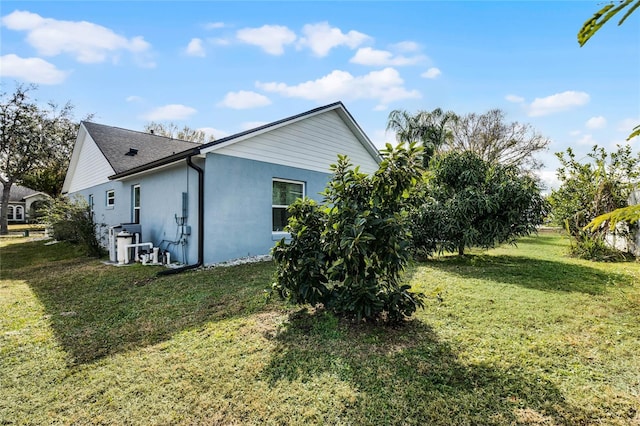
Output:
[108, 223, 142, 263]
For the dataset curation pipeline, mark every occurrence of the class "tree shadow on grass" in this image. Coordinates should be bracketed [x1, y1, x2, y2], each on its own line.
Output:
[3, 241, 276, 366]
[420, 254, 631, 295]
[262, 309, 587, 425]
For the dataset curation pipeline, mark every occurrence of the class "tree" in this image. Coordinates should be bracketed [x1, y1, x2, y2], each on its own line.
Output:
[575, 1, 640, 239]
[143, 121, 214, 143]
[548, 145, 639, 233]
[410, 150, 548, 257]
[579, 0, 640, 141]
[20, 105, 87, 197]
[447, 109, 550, 171]
[387, 108, 458, 166]
[0, 84, 81, 234]
[272, 143, 425, 323]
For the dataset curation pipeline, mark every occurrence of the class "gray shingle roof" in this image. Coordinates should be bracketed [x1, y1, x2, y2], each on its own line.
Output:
[82, 122, 201, 175]
[1, 183, 40, 202]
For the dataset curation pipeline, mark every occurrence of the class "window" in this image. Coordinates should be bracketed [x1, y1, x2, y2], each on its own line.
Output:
[88, 194, 95, 217]
[132, 185, 140, 224]
[15, 206, 24, 221]
[272, 179, 304, 232]
[7, 206, 14, 221]
[106, 190, 115, 207]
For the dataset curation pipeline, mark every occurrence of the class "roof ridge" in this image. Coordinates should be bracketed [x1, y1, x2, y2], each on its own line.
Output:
[81, 121, 201, 145]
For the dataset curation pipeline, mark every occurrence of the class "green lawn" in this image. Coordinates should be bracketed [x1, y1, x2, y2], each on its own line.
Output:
[1, 233, 639, 425]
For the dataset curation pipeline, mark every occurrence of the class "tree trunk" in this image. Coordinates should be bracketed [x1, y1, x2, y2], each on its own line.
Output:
[1, 180, 13, 235]
[458, 241, 465, 256]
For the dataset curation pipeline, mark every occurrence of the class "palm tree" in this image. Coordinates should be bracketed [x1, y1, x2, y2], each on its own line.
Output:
[386, 108, 458, 167]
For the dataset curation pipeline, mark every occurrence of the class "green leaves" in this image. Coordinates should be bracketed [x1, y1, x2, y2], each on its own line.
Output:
[549, 145, 639, 234]
[578, 0, 640, 47]
[272, 144, 425, 323]
[411, 151, 548, 257]
[45, 196, 105, 257]
[585, 204, 640, 232]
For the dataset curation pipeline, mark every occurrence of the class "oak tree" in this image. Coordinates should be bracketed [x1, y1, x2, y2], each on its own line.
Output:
[0, 84, 81, 233]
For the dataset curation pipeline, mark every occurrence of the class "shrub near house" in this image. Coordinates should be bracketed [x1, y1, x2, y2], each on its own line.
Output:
[273, 143, 425, 323]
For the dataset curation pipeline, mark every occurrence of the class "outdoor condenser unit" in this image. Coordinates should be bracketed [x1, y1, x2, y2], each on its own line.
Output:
[108, 223, 142, 262]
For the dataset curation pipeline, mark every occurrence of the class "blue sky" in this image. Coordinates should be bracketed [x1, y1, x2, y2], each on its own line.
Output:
[1, 1, 638, 190]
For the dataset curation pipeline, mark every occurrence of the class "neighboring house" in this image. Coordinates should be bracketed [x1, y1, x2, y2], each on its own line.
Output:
[62, 102, 381, 266]
[0, 183, 50, 224]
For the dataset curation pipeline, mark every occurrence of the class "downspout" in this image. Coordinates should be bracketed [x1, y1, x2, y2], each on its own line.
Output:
[157, 154, 204, 276]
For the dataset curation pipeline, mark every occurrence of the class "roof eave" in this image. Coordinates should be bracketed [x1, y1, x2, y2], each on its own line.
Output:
[109, 147, 201, 180]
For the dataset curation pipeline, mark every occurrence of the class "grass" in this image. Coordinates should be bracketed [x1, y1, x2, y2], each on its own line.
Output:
[1, 233, 639, 425]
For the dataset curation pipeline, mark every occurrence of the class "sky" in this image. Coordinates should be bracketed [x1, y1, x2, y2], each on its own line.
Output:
[1, 1, 639, 191]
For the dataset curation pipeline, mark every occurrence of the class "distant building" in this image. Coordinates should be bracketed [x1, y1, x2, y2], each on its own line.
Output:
[1, 183, 50, 224]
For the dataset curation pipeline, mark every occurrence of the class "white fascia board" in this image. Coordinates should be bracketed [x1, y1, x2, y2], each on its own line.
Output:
[333, 107, 382, 163]
[110, 153, 205, 182]
[61, 124, 88, 194]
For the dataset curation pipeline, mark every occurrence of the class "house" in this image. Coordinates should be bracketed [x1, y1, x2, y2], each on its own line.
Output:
[62, 102, 381, 266]
[0, 183, 50, 224]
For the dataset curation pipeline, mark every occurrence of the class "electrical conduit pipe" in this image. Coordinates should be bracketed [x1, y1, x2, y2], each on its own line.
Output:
[157, 154, 204, 276]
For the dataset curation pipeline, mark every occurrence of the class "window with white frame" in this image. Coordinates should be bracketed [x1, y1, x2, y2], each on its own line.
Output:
[7, 206, 14, 220]
[272, 179, 304, 232]
[106, 189, 115, 207]
[132, 185, 140, 224]
[15, 206, 24, 221]
[88, 194, 94, 217]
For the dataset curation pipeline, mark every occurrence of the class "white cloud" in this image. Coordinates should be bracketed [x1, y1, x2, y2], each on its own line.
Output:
[0, 53, 68, 84]
[569, 130, 582, 136]
[198, 126, 228, 139]
[586, 116, 607, 129]
[391, 41, 420, 53]
[241, 121, 270, 131]
[421, 67, 442, 79]
[142, 104, 197, 121]
[617, 117, 639, 133]
[125, 95, 142, 102]
[209, 37, 231, 46]
[577, 133, 597, 145]
[1, 10, 153, 66]
[350, 47, 424, 66]
[297, 22, 370, 57]
[236, 25, 296, 55]
[205, 22, 225, 30]
[186, 38, 205, 57]
[535, 169, 560, 193]
[528, 90, 590, 117]
[370, 128, 392, 149]
[217, 90, 271, 109]
[256, 67, 420, 109]
[505, 94, 525, 103]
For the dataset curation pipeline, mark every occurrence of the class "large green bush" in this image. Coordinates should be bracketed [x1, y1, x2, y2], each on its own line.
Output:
[46, 196, 105, 257]
[411, 151, 548, 256]
[272, 144, 425, 323]
[548, 145, 639, 259]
